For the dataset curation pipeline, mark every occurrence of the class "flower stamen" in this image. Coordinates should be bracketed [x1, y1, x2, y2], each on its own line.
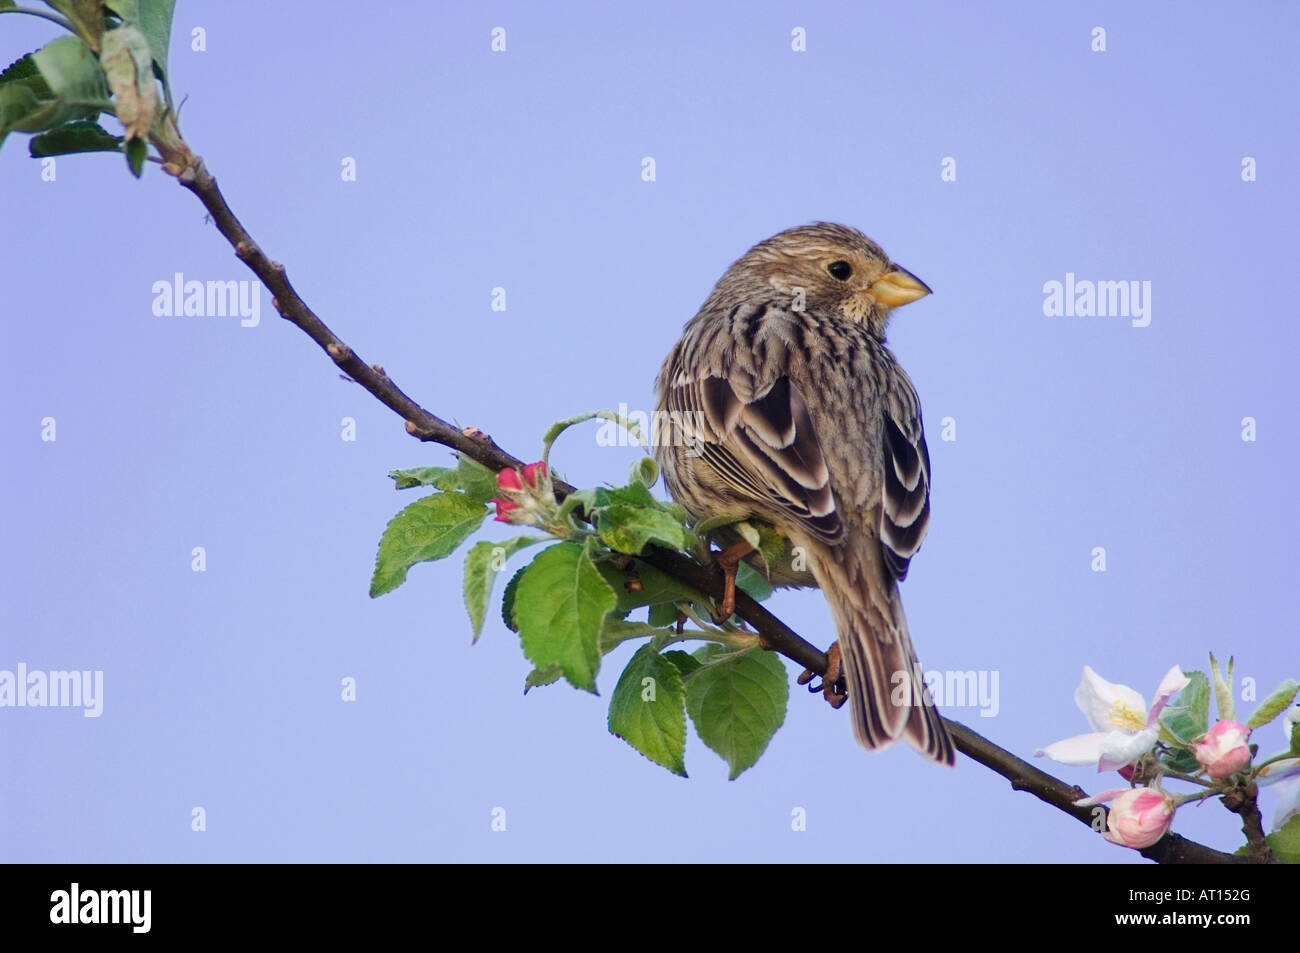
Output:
[1109, 702, 1145, 733]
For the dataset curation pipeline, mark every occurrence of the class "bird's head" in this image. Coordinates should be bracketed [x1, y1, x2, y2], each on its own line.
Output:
[727, 222, 931, 337]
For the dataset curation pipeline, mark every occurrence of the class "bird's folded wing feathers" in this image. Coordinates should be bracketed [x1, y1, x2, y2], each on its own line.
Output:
[666, 369, 843, 544]
[879, 380, 931, 581]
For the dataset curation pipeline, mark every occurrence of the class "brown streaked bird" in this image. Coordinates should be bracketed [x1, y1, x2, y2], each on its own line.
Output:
[653, 223, 954, 765]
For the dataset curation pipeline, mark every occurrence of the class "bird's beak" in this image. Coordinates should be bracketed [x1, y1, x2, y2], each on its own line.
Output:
[871, 266, 932, 308]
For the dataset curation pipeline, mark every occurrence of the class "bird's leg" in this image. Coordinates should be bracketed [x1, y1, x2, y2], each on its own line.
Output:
[796, 641, 848, 709]
[711, 539, 755, 622]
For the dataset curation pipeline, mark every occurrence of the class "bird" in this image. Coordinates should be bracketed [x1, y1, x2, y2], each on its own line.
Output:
[653, 222, 954, 765]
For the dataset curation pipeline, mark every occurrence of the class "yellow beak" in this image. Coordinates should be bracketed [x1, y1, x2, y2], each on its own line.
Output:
[871, 266, 932, 308]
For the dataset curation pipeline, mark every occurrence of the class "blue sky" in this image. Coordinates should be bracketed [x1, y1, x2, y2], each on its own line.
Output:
[2, 1, 1296, 862]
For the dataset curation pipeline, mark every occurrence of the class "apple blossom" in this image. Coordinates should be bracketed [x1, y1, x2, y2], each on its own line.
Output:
[521, 461, 548, 489]
[1191, 721, 1251, 779]
[1037, 665, 1189, 772]
[1075, 787, 1174, 849]
[490, 498, 521, 523]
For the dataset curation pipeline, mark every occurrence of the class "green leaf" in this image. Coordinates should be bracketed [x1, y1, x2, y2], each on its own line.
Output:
[369, 491, 487, 597]
[28, 119, 122, 156]
[389, 466, 458, 491]
[100, 0, 134, 18]
[596, 503, 686, 555]
[524, 663, 563, 693]
[456, 454, 499, 504]
[462, 536, 545, 641]
[608, 645, 688, 776]
[685, 645, 788, 779]
[542, 410, 646, 463]
[1159, 671, 1210, 747]
[628, 456, 658, 487]
[1247, 680, 1300, 730]
[663, 650, 701, 679]
[0, 84, 42, 149]
[514, 542, 616, 693]
[0, 53, 40, 87]
[1159, 746, 1201, 775]
[32, 35, 107, 101]
[500, 565, 527, 632]
[693, 514, 744, 539]
[557, 482, 666, 526]
[134, 0, 176, 79]
[1266, 815, 1300, 865]
[754, 523, 786, 577]
[2, 38, 105, 147]
[388, 459, 499, 500]
[734, 561, 773, 602]
[596, 560, 705, 612]
[647, 601, 680, 628]
[44, 2, 107, 48]
[597, 617, 675, 655]
[556, 486, 599, 523]
[601, 480, 657, 508]
[1209, 653, 1235, 723]
[124, 133, 144, 176]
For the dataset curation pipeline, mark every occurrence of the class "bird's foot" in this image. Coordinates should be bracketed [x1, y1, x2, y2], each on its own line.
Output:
[797, 641, 848, 709]
[710, 539, 755, 622]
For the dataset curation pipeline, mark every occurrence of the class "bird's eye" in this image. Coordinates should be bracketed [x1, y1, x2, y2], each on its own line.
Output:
[827, 260, 852, 281]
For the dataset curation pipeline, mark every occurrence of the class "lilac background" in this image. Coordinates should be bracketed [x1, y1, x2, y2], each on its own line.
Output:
[1, 1, 1296, 862]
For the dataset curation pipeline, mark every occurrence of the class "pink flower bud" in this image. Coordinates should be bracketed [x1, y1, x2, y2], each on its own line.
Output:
[491, 498, 520, 523]
[521, 461, 548, 489]
[1104, 789, 1174, 848]
[497, 468, 523, 492]
[1117, 764, 1136, 782]
[1192, 721, 1252, 779]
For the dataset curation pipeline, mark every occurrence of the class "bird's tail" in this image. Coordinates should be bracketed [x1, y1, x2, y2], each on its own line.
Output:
[809, 545, 955, 766]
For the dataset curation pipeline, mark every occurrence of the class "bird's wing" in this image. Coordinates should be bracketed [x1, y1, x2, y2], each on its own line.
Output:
[879, 373, 931, 581]
[665, 362, 843, 544]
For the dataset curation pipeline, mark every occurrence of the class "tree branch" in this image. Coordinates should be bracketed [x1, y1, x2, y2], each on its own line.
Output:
[174, 156, 1250, 865]
[1221, 783, 1278, 864]
[948, 721, 1246, 864]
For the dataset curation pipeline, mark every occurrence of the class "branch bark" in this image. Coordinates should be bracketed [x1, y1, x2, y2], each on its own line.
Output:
[1221, 784, 1279, 864]
[175, 157, 1250, 865]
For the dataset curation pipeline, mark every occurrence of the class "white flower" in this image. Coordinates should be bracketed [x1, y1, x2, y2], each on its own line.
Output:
[1036, 665, 1189, 772]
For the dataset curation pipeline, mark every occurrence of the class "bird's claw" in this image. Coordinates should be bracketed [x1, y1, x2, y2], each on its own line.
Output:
[710, 539, 755, 623]
[798, 641, 847, 708]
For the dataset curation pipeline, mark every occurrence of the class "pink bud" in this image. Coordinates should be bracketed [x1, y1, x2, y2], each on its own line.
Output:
[521, 461, 548, 489]
[496, 468, 523, 492]
[1104, 789, 1174, 848]
[1192, 721, 1252, 779]
[491, 498, 520, 523]
[1117, 764, 1136, 782]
